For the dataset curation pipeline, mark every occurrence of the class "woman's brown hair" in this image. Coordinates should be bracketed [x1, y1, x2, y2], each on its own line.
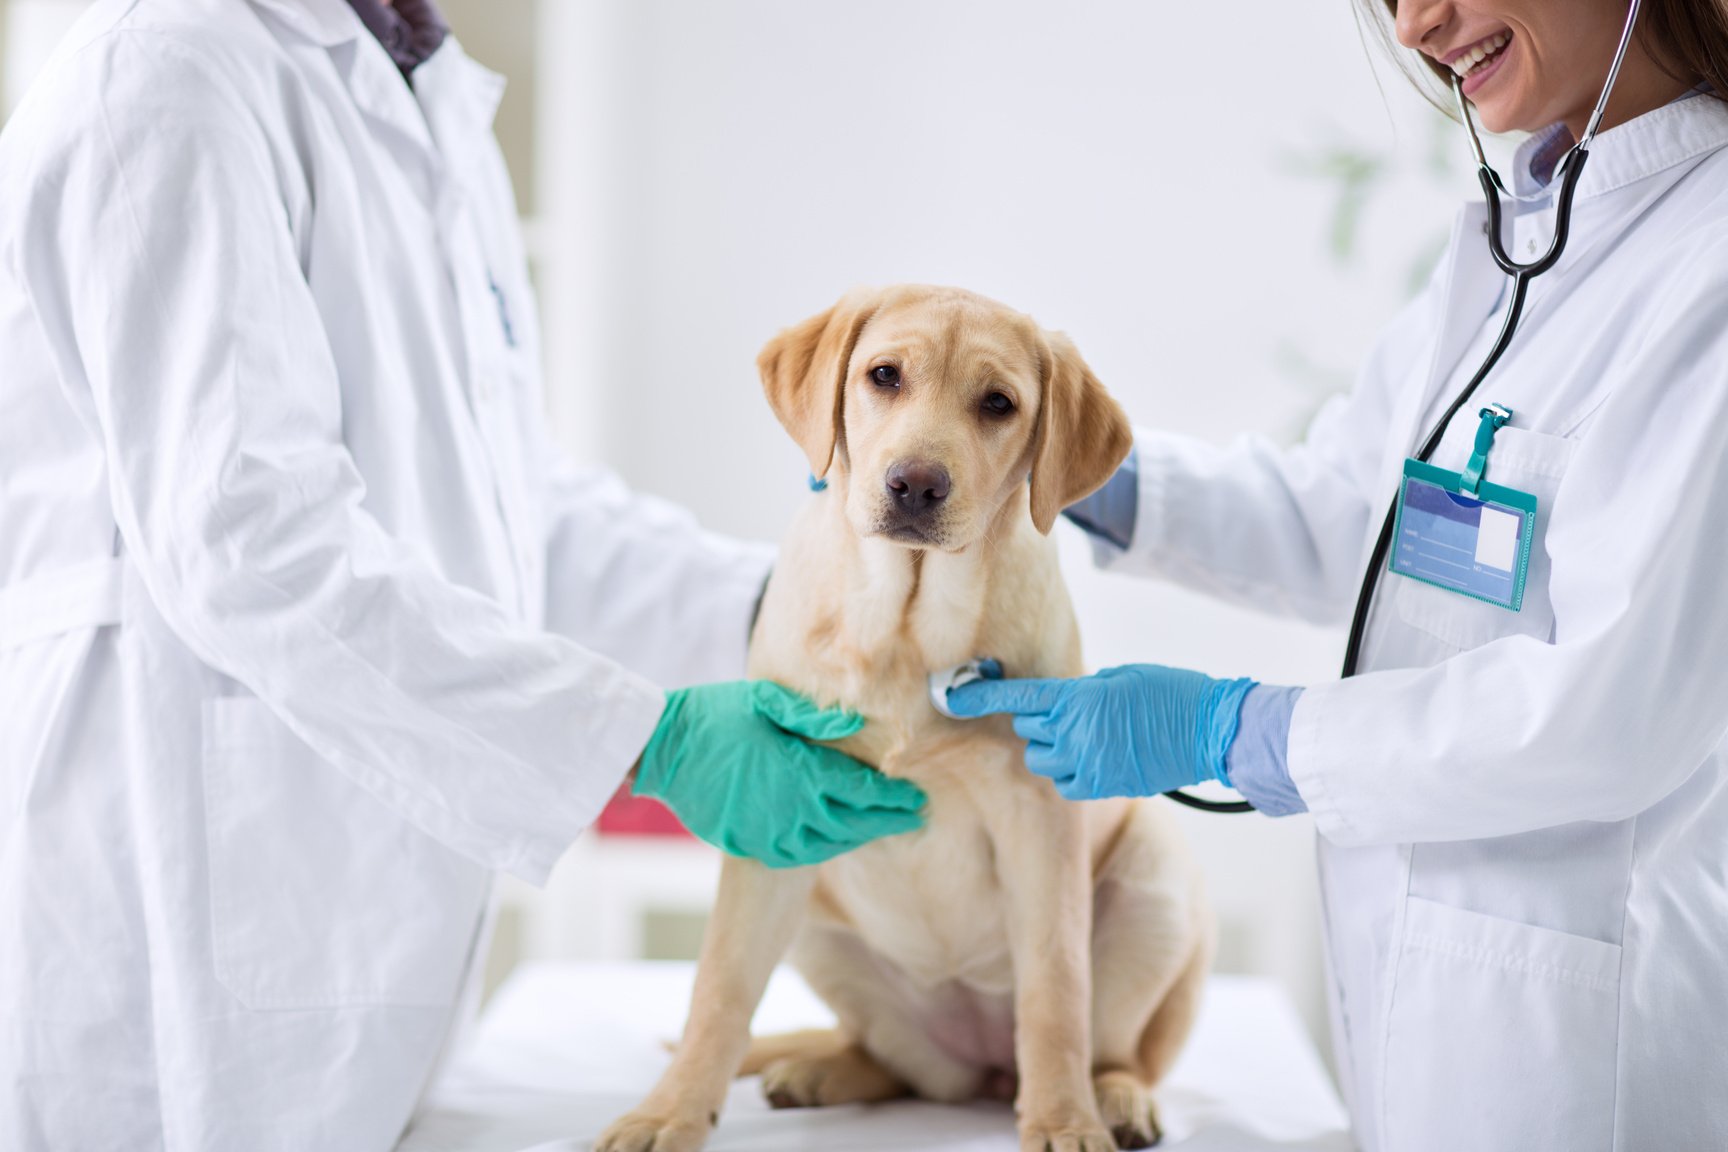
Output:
[1358, 0, 1728, 112]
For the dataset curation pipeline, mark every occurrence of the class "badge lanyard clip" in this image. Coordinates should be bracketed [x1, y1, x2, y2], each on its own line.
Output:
[1458, 403, 1513, 497]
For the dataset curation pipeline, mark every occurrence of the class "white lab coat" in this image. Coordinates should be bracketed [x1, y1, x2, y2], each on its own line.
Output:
[0, 1, 771, 1149]
[1099, 94, 1728, 1150]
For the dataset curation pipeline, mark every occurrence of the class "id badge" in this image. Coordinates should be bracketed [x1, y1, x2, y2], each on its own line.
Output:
[1390, 459, 1537, 611]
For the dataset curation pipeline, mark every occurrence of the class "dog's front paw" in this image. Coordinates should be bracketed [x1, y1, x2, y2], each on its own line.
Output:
[1018, 1110, 1119, 1152]
[594, 1108, 714, 1152]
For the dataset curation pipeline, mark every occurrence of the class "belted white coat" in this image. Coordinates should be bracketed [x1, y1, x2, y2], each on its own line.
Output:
[0, 1, 770, 1149]
[1100, 94, 1728, 1151]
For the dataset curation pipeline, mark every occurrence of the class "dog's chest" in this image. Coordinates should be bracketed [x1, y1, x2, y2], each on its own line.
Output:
[817, 796, 1017, 994]
[837, 539, 994, 679]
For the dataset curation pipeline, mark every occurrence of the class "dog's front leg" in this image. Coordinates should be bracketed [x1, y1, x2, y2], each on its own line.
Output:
[595, 858, 817, 1152]
[985, 780, 1115, 1152]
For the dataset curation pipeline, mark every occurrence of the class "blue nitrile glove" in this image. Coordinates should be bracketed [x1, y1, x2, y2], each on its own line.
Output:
[945, 664, 1257, 800]
[634, 680, 927, 867]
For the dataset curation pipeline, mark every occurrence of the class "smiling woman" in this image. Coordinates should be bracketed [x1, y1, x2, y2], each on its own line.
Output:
[994, 0, 1728, 1145]
[1362, 0, 1728, 135]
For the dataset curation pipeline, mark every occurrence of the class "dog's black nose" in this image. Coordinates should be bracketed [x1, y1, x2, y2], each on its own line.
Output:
[885, 460, 951, 515]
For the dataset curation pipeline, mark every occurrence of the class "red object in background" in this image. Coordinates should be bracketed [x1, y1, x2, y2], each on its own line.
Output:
[594, 781, 693, 838]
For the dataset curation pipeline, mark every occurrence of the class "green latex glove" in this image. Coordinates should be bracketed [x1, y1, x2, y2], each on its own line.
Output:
[633, 680, 927, 868]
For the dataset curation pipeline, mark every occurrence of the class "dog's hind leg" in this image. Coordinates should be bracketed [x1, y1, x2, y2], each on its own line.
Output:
[782, 919, 986, 1105]
[737, 1029, 844, 1076]
[1088, 802, 1215, 1150]
[745, 1031, 912, 1109]
[1136, 934, 1208, 1080]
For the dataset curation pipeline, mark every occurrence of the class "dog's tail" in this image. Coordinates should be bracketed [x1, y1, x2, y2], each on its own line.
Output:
[735, 1028, 848, 1077]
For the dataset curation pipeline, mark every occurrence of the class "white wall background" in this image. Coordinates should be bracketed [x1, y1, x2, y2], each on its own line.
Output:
[3, 0, 1518, 1070]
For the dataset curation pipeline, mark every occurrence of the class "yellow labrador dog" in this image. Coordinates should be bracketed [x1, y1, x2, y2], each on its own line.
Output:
[597, 286, 1212, 1152]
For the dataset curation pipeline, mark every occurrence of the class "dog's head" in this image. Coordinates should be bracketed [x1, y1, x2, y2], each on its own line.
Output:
[758, 285, 1131, 550]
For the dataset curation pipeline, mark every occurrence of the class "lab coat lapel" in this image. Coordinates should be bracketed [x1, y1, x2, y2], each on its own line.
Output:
[1421, 202, 1503, 413]
[406, 41, 511, 396]
[248, 0, 505, 200]
[414, 40, 507, 182]
[245, 0, 358, 48]
[250, 0, 445, 209]
[329, 40, 444, 206]
[1371, 203, 1502, 502]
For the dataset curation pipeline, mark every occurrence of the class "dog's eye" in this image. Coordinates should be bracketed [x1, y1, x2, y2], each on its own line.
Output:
[982, 391, 1015, 416]
[871, 365, 901, 387]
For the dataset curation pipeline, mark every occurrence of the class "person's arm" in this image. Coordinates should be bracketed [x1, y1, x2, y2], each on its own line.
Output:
[1069, 276, 1445, 625]
[1290, 240, 1728, 845]
[14, 34, 661, 883]
[539, 462, 774, 688]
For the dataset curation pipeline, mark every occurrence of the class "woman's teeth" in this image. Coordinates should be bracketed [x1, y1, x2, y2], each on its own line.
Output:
[1451, 32, 1511, 78]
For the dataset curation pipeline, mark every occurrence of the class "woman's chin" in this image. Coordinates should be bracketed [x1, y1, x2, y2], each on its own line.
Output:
[1470, 95, 1542, 136]
[1473, 105, 1516, 134]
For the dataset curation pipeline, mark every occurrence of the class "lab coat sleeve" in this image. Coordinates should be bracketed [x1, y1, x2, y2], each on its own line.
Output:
[539, 460, 774, 690]
[13, 33, 663, 884]
[1287, 238, 1728, 846]
[1087, 283, 1441, 624]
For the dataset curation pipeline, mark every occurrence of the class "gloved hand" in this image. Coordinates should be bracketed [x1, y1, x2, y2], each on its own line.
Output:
[633, 680, 927, 867]
[944, 664, 1256, 800]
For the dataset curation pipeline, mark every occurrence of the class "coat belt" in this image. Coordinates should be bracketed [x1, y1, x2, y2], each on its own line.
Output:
[0, 558, 126, 652]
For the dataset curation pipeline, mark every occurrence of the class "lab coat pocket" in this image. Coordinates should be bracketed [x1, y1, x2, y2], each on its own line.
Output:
[1382, 896, 1620, 1152]
[201, 697, 489, 1010]
[1394, 426, 1576, 652]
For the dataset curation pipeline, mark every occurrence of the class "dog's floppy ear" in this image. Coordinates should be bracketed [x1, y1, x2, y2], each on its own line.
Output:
[1028, 331, 1133, 535]
[757, 289, 883, 479]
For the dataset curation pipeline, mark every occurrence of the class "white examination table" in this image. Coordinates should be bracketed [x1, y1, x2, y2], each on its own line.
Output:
[397, 962, 1352, 1152]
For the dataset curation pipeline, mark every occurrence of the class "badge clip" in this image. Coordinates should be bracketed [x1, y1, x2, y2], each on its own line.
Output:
[1458, 403, 1513, 498]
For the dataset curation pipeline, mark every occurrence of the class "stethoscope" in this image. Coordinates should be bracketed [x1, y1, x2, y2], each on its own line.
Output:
[1166, 0, 1646, 814]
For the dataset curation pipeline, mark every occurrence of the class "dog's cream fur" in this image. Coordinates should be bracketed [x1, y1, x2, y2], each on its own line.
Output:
[597, 286, 1213, 1152]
